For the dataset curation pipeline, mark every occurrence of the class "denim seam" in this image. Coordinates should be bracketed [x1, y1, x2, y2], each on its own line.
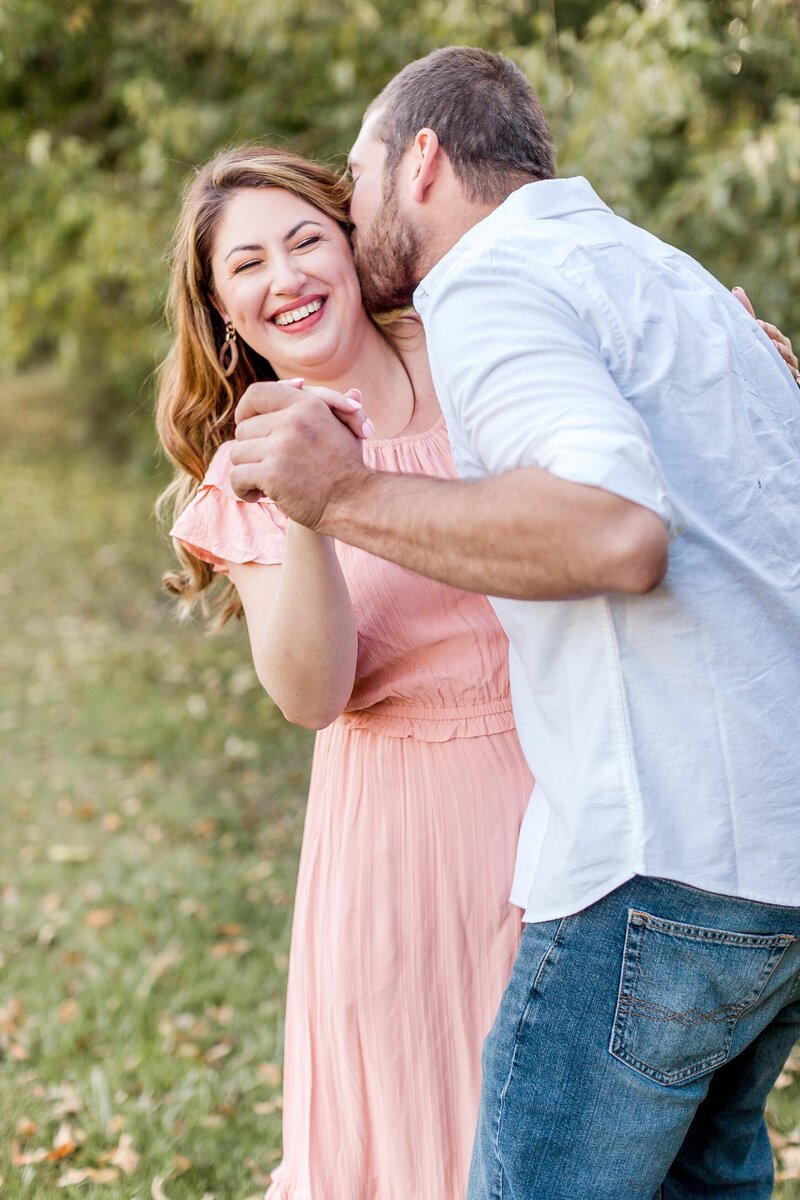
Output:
[788, 962, 800, 1004]
[610, 907, 643, 1060]
[647, 876, 800, 915]
[630, 910, 795, 948]
[492, 918, 567, 1187]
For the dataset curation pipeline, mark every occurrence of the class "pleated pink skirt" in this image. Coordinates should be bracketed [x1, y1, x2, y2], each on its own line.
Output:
[266, 719, 533, 1200]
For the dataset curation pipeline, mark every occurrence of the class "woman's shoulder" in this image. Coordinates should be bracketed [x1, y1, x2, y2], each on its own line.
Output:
[169, 440, 288, 569]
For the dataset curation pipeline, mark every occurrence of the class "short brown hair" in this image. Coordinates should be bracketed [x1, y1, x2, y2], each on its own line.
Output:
[367, 46, 556, 203]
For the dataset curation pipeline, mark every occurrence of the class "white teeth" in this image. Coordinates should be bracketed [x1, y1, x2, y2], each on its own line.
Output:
[274, 298, 323, 326]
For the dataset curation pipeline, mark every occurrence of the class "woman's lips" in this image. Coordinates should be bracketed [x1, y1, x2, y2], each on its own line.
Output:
[271, 295, 327, 333]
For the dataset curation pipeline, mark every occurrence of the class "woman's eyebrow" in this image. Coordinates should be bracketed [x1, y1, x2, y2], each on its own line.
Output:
[225, 243, 263, 262]
[224, 222, 323, 262]
[284, 220, 323, 241]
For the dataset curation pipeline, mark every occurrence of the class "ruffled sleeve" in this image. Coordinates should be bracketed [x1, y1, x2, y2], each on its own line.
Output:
[169, 441, 288, 571]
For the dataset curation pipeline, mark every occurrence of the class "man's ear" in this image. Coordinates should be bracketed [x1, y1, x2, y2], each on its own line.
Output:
[409, 128, 443, 204]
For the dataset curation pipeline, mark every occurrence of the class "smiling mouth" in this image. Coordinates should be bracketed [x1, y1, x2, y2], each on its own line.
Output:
[273, 297, 325, 327]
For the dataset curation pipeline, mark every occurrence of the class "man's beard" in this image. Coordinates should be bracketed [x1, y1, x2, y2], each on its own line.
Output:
[352, 178, 423, 314]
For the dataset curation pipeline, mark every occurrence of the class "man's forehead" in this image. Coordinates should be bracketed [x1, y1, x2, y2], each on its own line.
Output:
[348, 111, 384, 167]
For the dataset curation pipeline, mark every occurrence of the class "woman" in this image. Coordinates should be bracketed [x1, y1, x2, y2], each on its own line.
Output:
[156, 146, 533, 1200]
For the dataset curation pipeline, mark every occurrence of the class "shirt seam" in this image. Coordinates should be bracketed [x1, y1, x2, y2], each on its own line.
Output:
[600, 596, 644, 868]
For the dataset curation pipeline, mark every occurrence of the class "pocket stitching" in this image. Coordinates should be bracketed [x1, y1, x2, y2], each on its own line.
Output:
[609, 909, 794, 1085]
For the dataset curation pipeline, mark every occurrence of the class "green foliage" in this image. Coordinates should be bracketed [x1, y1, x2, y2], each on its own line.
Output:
[0, 0, 798, 458]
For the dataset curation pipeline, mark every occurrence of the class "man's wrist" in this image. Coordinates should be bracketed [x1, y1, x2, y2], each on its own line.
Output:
[316, 463, 386, 538]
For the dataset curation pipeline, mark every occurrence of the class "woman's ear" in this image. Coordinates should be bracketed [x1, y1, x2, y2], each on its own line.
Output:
[410, 128, 442, 204]
[207, 286, 230, 325]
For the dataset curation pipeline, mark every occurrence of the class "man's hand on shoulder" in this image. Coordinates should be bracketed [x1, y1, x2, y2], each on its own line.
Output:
[229, 380, 374, 531]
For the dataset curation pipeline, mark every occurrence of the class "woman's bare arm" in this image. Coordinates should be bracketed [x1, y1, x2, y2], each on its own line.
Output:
[227, 522, 357, 730]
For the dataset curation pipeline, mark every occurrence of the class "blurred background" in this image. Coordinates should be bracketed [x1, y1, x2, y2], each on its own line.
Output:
[1, 1, 799, 1196]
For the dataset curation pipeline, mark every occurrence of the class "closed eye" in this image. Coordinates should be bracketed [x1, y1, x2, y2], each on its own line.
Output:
[232, 258, 261, 274]
[294, 234, 323, 251]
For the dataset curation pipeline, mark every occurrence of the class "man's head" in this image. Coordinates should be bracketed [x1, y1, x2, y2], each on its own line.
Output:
[348, 46, 556, 312]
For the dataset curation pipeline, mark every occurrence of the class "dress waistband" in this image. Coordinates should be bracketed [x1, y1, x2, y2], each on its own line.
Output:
[336, 698, 517, 742]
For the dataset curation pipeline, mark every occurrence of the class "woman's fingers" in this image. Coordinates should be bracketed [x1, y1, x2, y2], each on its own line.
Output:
[757, 321, 799, 372]
[302, 385, 373, 439]
[731, 286, 756, 318]
[235, 379, 373, 438]
[732, 287, 799, 381]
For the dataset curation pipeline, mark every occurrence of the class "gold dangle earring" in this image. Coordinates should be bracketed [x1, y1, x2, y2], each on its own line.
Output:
[218, 321, 239, 377]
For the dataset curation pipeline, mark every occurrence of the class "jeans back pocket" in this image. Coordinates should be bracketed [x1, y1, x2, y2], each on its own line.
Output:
[610, 909, 792, 1085]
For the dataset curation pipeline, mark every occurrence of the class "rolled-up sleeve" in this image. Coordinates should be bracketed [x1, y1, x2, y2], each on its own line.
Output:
[426, 243, 686, 539]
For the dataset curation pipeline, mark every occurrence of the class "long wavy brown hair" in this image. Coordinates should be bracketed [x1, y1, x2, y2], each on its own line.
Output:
[155, 145, 353, 626]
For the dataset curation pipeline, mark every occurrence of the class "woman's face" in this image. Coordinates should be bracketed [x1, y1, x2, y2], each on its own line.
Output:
[210, 187, 367, 380]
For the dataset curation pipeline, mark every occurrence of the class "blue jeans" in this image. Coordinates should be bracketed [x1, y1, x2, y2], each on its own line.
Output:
[467, 876, 800, 1200]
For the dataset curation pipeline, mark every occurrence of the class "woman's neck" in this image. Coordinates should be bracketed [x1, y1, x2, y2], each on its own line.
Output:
[290, 318, 417, 438]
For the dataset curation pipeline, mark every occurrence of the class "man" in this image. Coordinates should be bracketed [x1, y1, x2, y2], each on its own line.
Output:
[229, 47, 800, 1200]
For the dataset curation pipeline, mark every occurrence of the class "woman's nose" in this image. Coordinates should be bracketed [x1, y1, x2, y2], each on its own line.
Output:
[271, 255, 307, 295]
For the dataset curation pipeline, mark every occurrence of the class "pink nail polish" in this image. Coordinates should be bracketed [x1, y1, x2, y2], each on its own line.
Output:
[285, 377, 305, 386]
[362, 419, 376, 438]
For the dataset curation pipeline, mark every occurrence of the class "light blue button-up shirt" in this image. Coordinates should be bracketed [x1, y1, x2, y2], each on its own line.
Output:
[414, 177, 800, 921]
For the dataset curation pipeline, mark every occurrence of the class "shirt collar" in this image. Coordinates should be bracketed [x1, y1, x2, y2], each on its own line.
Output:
[414, 177, 611, 314]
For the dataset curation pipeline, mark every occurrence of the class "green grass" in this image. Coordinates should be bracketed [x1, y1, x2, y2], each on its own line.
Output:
[0, 372, 798, 1197]
[0, 373, 313, 1198]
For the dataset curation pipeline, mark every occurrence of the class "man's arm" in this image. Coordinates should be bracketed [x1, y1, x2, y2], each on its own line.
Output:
[227, 386, 667, 600]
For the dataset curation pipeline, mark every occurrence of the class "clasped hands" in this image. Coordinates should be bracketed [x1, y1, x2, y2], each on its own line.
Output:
[228, 379, 374, 531]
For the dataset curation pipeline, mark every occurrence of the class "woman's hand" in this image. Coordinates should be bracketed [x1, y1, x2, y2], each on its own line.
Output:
[268, 378, 373, 438]
[732, 287, 800, 384]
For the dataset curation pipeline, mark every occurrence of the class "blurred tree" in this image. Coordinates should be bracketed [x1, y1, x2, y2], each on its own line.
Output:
[0, 0, 797, 458]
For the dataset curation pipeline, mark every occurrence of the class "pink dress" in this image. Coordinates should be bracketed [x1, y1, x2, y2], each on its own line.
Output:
[171, 418, 533, 1200]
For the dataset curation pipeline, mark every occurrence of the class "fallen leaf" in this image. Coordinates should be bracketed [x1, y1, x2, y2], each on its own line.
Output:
[257, 1063, 282, 1087]
[175, 1042, 201, 1058]
[216, 922, 245, 936]
[46, 1141, 79, 1162]
[101, 812, 122, 832]
[253, 1098, 282, 1115]
[0, 996, 23, 1025]
[207, 1004, 234, 1024]
[48, 844, 93, 864]
[105, 1133, 140, 1175]
[58, 1167, 120, 1187]
[58, 999, 79, 1023]
[48, 1082, 83, 1116]
[16, 1117, 38, 1137]
[778, 1144, 800, 1173]
[85, 908, 115, 929]
[11, 1143, 48, 1166]
[206, 1040, 233, 1062]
